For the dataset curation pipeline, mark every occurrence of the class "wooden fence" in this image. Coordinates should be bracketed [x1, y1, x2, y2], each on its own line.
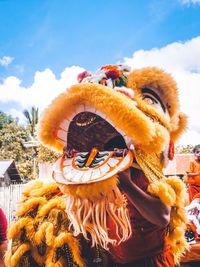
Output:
[0, 183, 26, 223]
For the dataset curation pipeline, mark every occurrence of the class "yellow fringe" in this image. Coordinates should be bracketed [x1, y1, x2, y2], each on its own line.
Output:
[22, 180, 44, 198]
[37, 197, 66, 217]
[27, 182, 59, 197]
[148, 176, 189, 265]
[10, 243, 30, 267]
[17, 197, 47, 216]
[45, 249, 66, 267]
[31, 247, 46, 265]
[54, 232, 86, 267]
[34, 221, 55, 246]
[8, 217, 35, 241]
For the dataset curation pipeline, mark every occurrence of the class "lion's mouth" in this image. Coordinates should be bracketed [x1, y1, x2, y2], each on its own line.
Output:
[67, 112, 128, 152]
[53, 109, 134, 184]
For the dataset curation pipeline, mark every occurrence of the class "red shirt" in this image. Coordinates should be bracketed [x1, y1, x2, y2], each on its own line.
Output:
[0, 208, 7, 243]
[108, 168, 171, 264]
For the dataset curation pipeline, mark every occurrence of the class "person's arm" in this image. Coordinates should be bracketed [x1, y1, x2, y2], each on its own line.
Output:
[119, 168, 171, 228]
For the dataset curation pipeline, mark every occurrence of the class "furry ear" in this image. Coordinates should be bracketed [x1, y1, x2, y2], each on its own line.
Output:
[170, 112, 188, 142]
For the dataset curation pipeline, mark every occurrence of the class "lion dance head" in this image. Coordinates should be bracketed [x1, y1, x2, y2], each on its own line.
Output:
[38, 65, 187, 254]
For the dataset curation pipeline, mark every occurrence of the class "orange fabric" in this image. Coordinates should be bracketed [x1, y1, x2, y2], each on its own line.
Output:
[187, 159, 200, 184]
[181, 240, 200, 263]
[187, 159, 200, 202]
[188, 184, 200, 202]
[107, 169, 174, 266]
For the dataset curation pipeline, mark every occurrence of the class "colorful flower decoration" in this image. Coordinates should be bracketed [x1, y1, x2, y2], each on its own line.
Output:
[77, 64, 131, 89]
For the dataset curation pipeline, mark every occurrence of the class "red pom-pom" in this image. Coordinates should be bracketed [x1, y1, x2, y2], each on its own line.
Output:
[168, 140, 174, 160]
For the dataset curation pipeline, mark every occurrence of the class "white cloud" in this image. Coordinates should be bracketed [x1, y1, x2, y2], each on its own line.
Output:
[122, 36, 200, 146]
[0, 56, 14, 67]
[179, 0, 200, 5]
[0, 65, 85, 111]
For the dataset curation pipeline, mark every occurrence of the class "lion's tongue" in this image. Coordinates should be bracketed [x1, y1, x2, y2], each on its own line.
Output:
[52, 148, 134, 185]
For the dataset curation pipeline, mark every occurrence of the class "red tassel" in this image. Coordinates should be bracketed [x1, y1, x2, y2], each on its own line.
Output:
[168, 140, 174, 160]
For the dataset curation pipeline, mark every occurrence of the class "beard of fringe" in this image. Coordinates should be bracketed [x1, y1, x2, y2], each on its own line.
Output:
[58, 178, 132, 250]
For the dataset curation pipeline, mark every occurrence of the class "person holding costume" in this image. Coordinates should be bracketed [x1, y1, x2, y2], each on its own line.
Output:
[186, 144, 200, 202]
[5, 65, 188, 267]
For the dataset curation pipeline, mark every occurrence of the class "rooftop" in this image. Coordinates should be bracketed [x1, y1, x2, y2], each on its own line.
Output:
[0, 160, 22, 182]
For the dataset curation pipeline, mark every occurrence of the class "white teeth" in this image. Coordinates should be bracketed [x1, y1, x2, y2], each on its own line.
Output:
[75, 104, 85, 114]
[107, 158, 119, 167]
[58, 119, 70, 146]
[100, 164, 110, 175]
[70, 170, 83, 183]
[124, 136, 132, 147]
[82, 171, 92, 181]
[64, 170, 72, 179]
[57, 138, 66, 146]
[85, 105, 96, 114]
[116, 127, 124, 136]
[95, 110, 107, 120]
[105, 117, 114, 127]
[69, 111, 77, 121]
[63, 165, 74, 173]
[72, 171, 84, 182]
[59, 119, 70, 131]
[129, 144, 135, 151]
[115, 129, 132, 148]
[92, 169, 101, 179]
[57, 129, 67, 142]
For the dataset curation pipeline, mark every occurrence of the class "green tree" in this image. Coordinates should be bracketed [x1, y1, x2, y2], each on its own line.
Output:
[0, 121, 36, 180]
[23, 107, 39, 137]
[175, 144, 194, 154]
[37, 144, 61, 163]
[0, 111, 14, 129]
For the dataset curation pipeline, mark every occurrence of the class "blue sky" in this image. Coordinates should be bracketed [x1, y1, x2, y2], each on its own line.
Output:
[0, 0, 200, 85]
[0, 0, 200, 145]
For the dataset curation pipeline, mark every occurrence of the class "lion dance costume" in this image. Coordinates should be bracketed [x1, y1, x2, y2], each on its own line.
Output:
[6, 65, 189, 267]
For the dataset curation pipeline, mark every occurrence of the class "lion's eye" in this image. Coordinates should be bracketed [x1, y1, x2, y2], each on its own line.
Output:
[143, 95, 158, 105]
[142, 88, 166, 113]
